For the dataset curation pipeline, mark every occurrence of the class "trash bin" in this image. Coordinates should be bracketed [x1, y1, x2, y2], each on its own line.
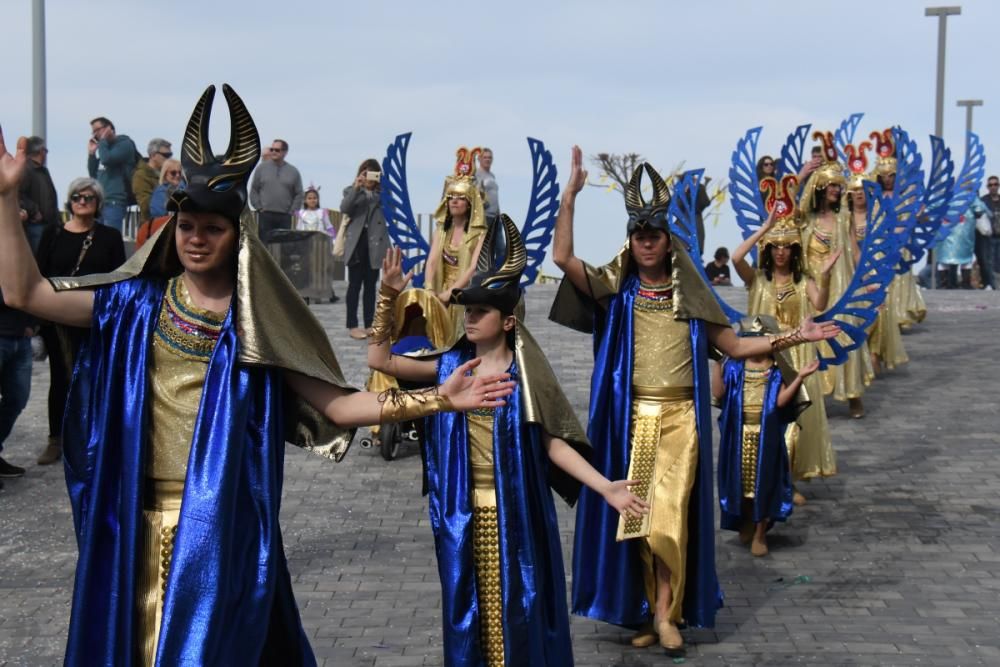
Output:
[266, 230, 334, 303]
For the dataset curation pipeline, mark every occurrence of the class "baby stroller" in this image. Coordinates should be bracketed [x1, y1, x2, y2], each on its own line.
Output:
[361, 288, 454, 460]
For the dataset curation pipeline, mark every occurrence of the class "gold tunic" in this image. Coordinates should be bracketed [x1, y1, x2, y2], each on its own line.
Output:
[746, 270, 836, 480]
[740, 366, 770, 498]
[801, 210, 874, 401]
[467, 409, 505, 667]
[136, 276, 225, 666]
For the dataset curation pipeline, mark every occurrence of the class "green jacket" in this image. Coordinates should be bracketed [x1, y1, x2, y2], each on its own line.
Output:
[132, 160, 160, 221]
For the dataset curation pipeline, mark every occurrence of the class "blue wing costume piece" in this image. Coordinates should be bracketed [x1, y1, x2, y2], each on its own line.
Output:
[519, 138, 559, 287]
[931, 131, 987, 247]
[673, 169, 743, 324]
[381, 132, 431, 287]
[728, 127, 768, 260]
[777, 123, 812, 179]
[896, 134, 955, 272]
[834, 113, 865, 163]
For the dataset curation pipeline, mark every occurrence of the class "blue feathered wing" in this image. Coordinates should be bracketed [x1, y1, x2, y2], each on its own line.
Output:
[931, 131, 987, 247]
[519, 138, 559, 287]
[834, 113, 865, 163]
[381, 132, 431, 287]
[777, 123, 812, 179]
[728, 127, 768, 248]
[897, 134, 954, 272]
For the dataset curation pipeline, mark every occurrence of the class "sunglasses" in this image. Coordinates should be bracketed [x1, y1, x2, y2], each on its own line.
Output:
[989, 183, 999, 188]
[158, 151, 173, 158]
[270, 147, 284, 153]
[166, 170, 182, 177]
[71, 193, 97, 203]
[762, 162, 775, 167]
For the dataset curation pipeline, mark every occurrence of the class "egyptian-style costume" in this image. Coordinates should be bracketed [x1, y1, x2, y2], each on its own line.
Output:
[799, 133, 874, 401]
[717, 317, 806, 532]
[374, 216, 591, 666]
[550, 165, 726, 629]
[429, 147, 490, 342]
[53, 85, 449, 666]
[743, 193, 835, 480]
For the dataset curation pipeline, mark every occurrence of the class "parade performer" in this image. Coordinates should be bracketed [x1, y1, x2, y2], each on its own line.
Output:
[0, 85, 514, 666]
[712, 316, 814, 557]
[368, 217, 648, 667]
[550, 147, 840, 650]
[799, 133, 873, 417]
[424, 147, 490, 340]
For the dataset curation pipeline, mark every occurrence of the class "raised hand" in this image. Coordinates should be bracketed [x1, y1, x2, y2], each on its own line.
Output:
[799, 317, 841, 342]
[439, 357, 516, 412]
[565, 145, 588, 196]
[381, 247, 413, 292]
[797, 358, 821, 379]
[0, 128, 28, 196]
[604, 479, 649, 519]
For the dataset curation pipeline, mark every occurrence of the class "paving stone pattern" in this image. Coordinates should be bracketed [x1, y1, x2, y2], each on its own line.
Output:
[1, 284, 999, 666]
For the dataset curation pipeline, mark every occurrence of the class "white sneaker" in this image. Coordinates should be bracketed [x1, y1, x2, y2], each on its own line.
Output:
[985, 285, 994, 291]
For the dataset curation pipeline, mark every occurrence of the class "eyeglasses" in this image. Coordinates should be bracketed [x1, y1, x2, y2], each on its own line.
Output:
[989, 182, 999, 188]
[157, 151, 173, 158]
[166, 170, 182, 177]
[269, 147, 284, 153]
[71, 193, 98, 204]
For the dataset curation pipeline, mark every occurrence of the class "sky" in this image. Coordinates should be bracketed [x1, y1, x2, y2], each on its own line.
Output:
[3, 0, 998, 280]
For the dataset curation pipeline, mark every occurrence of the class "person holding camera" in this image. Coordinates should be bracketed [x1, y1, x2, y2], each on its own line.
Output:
[340, 159, 390, 339]
[86, 117, 137, 233]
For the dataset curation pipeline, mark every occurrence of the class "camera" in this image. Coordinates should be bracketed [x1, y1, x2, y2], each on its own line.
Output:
[365, 170, 381, 182]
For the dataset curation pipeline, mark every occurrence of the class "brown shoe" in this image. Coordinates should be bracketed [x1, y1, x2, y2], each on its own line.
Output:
[630, 622, 657, 648]
[656, 619, 683, 650]
[37, 437, 62, 465]
[348, 328, 367, 340]
[849, 398, 864, 419]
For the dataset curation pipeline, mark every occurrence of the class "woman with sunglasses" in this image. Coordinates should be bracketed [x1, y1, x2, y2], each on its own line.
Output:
[136, 159, 187, 248]
[34, 177, 126, 465]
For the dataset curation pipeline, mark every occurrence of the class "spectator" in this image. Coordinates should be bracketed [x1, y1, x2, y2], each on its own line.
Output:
[980, 175, 1000, 290]
[249, 138, 303, 241]
[35, 178, 126, 465]
[17, 136, 60, 252]
[132, 138, 172, 224]
[756, 154, 777, 182]
[0, 289, 34, 482]
[136, 159, 185, 248]
[936, 201, 979, 289]
[340, 159, 390, 339]
[86, 116, 138, 233]
[476, 147, 500, 221]
[705, 246, 733, 285]
[295, 185, 339, 303]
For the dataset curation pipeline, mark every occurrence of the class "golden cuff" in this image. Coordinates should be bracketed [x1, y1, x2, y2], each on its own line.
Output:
[769, 328, 805, 353]
[378, 386, 454, 423]
[368, 283, 400, 346]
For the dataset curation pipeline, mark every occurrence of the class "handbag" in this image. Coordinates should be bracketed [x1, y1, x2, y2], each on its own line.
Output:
[976, 212, 992, 237]
[332, 213, 350, 257]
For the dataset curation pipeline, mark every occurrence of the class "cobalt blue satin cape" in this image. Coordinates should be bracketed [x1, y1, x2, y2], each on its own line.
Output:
[716, 360, 794, 531]
[424, 346, 574, 667]
[62, 279, 315, 666]
[570, 273, 722, 629]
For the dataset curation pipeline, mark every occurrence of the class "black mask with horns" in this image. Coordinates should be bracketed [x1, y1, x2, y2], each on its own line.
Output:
[625, 162, 672, 234]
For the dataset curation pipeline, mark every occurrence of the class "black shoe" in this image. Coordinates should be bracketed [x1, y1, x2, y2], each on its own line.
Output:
[0, 457, 26, 478]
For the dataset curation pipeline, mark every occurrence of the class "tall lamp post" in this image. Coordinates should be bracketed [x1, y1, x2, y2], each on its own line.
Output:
[925, 6, 961, 289]
[32, 0, 47, 139]
[956, 99, 983, 137]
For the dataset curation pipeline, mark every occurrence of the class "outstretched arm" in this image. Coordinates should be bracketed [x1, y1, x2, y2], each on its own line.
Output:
[543, 431, 648, 519]
[707, 318, 841, 360]
[0, 131, 94, 327]
[551, 145, 591, 296]
[777, 358, 818, 407]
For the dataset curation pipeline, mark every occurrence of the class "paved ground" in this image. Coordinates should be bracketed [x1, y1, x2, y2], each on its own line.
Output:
[1, 283, 999, 666]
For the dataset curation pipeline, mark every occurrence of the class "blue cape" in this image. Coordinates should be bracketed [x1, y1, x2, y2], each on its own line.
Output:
[62, 278, 314, 666]
[423, 346, 573, 667]
[570, 273, 722, 629]
[717, 360, 794, 531]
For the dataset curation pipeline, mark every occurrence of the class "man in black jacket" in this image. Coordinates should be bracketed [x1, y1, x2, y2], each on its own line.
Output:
[18, 136, 59, 252]
[0, 290, 33, 482]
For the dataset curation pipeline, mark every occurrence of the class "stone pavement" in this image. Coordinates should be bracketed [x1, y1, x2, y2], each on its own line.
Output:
[1, 283, 999, 666]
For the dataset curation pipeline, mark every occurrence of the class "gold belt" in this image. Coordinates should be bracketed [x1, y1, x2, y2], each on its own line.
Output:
[144, 479, 184, 511]
[742, 411, 762, 426]
[631, 385, 694, 401]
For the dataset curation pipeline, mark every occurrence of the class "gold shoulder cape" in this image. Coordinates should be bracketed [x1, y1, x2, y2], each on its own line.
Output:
[549, 234, 731, 333]
[48, 217, 358, 461]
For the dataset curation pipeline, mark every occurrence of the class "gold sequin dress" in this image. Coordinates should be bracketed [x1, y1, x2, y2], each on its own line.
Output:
[801, 211, 874, 400]
[746, 270, 836, 480]
[739, 366, 770, 499]
[135, 276, 225, 665]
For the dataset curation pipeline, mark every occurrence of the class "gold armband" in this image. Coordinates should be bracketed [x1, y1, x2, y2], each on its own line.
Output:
[368, 283, 400, 345]
[378, 387, 454, 423]
[768, 328, 806, 352]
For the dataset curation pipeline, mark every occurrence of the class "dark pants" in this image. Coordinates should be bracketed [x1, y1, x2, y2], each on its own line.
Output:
[975, 232, 995, 289]
[346, 231, 380, 329]
[0, 336, 32, 454]
[40, 325, 85, 438]
[257, 211, 292, 243]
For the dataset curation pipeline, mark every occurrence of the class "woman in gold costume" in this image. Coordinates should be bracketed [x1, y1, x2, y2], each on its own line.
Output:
[368, 220, 647, 667]
[423, 147, 490, 341]
[0, 86, 514, 666]
[553, 147, 841, 651]
[732, 185, 841, 502]
[798, 132, 872, 417]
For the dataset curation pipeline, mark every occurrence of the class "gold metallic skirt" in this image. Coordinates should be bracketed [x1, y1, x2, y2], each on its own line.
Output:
[620, 386, 698, 624]
[136, 480, 183, 666]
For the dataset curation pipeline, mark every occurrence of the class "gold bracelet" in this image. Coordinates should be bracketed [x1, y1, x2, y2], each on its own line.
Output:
[368, 283, 400, 346]
[768, 327, 806, 352]
[377, 386, 454, 423]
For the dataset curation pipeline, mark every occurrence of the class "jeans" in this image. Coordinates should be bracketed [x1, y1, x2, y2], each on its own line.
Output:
[975, 232, 996, 289]
[992, 237, 1000, 279]
[101, 201, 126, 233]
[24, 222, 46, 253]
[0, 336, 32, 453]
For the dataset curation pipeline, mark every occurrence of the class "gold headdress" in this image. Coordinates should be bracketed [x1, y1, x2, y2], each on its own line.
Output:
[433, 146, 487, 230]
[843, 140, 873, 193]
[759, 174, 802, 247]
[870, 129, 896, 177]
[804, 131, 847, 211]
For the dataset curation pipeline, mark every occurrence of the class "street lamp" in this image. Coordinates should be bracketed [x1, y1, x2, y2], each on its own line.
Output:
[956, 99, 983, 137]
[925, 5, 961, 289]
[32, 0, 46, 139]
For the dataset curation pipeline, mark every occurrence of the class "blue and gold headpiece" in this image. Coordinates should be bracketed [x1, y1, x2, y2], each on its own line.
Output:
[168, 84, 261, 224]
